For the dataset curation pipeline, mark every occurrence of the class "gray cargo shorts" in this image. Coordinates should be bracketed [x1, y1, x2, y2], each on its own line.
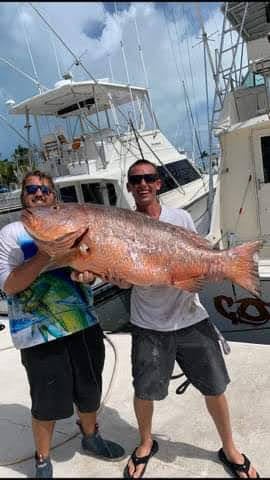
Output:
[131, 318, 230, 400]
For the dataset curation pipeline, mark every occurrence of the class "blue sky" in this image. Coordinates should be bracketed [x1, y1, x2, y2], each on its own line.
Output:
[0, 2, 223, 162]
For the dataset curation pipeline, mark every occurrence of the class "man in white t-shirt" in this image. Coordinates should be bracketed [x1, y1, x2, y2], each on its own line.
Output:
[0, 170, 124, 478]
[121, 159, 259, 479]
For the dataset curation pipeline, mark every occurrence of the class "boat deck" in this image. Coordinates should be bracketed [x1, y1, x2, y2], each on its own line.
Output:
[0, 321, 269, 478]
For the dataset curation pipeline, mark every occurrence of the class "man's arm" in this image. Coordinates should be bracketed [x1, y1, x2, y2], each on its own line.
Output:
[3, 229, 87, 296]
[100, 274, 132, 289]
[3, 251, 51, 296]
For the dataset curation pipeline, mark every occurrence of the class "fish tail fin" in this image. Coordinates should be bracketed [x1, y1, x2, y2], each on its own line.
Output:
[227, 240, 263, 296]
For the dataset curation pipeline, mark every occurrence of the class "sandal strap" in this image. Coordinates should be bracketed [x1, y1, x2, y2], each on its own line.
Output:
[230, 453, 251, 475]
[131, 449, 151, 466]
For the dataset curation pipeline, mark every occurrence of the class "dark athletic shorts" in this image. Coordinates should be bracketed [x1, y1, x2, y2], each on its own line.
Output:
[20, 324, 105, 421]
[131, 318, 230, 400]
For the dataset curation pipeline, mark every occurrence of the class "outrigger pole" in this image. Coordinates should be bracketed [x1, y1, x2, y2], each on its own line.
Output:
[0, 56, 47, 94]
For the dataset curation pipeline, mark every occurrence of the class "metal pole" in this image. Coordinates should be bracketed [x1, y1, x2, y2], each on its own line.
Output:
[24, 108, 32, 168]
[93, 85, 107, 168]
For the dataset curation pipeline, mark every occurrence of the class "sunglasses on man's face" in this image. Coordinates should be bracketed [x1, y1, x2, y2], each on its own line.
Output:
[24, 184, 52, 195]
[128, 173, 159, 185]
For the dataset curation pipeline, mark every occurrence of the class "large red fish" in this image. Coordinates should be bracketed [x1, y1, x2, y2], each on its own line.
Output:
[21, 203, 262, 296]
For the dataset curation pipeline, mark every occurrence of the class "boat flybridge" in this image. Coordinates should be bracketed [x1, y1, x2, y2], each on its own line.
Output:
[199, 1, 270, 344]
[7, 77, 212, 234]
[208, 2, 270, 254]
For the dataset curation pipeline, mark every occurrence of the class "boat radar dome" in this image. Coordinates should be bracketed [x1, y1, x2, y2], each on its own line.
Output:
[54, 78, 73, 89]
[5, 99, 16, 107]
[54, 71, 73, 88]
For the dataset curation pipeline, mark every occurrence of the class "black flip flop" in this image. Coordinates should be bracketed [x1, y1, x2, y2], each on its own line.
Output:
[123, 440, 159, 478]
[218, 448, 260, 478]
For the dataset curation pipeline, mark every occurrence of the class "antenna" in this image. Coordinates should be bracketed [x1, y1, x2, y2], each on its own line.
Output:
[49, 30, 62, 80]
[114, 2, 138, 130]
[19, 4, 41, 91]
[182, 81, 204, 164]
[133, 10, 156, 129]
[194, 2, 220, 219]
[107, 53, 114, 82]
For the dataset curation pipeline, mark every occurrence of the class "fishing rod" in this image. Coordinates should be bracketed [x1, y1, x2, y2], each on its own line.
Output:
[128, 117, 144, 159]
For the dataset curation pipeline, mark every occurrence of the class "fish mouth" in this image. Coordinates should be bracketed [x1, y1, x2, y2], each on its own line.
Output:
[21, 208, 89, 246]
[21, 209, 35, 230]
[21, 209, 42, 240]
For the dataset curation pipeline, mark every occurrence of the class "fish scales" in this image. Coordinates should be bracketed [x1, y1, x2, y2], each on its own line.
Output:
[21, 203, 262, 296]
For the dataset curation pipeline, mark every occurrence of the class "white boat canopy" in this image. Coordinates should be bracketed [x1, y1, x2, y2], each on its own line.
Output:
[10, 80, 148, 117]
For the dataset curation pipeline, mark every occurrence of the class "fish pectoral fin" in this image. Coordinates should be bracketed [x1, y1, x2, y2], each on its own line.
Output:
[171, 276, 207, 292]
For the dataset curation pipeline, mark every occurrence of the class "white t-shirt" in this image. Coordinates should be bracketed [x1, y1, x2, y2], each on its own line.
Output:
[130, 207, 209, 331]
[0, 221, 98, 349]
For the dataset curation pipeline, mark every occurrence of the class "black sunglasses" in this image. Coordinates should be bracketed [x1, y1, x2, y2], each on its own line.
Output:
[24, 184, 52, 195]
[128, 173, 159, 185]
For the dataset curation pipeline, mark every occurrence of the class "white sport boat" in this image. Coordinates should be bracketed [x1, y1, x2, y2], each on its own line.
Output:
[199, 2, 270, 345]
[0, 77, 215, 327]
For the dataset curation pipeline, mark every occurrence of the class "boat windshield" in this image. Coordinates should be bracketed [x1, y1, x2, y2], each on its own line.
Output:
[158, 159, 200, 195]
[240, 70, 265, 88]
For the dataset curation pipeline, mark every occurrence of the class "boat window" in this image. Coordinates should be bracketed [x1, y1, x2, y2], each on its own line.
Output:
[59, 185, 78, 202]
[241, 71, 265, 88]
[157, 159, 200, 195]
[82, 183, 104, 204]
[255, 74, 265, 87]
[107, 183, 117, 205]
[261, 136, 270, 183]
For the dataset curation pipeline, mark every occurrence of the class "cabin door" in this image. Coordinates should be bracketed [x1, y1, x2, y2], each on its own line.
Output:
[253, 129, 270, 236]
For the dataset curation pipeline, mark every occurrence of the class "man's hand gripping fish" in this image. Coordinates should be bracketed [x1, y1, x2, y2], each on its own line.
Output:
[21, 203, 262, 296]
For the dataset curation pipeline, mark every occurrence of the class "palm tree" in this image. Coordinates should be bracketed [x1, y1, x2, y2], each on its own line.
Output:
[10, 145, 31, 182]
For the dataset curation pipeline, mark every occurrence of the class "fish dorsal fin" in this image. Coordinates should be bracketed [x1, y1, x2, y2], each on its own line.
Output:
[178, 228, 213, 249]
[163, 222, 213, 250]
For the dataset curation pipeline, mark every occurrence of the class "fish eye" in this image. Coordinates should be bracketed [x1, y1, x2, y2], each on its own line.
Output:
[53, 205, 59, 210]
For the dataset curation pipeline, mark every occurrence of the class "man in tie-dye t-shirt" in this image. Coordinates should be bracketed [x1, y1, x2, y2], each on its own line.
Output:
[0, 170, 124, 478]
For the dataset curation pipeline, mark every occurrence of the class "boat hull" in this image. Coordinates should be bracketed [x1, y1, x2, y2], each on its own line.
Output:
[200, 277, 270, 345]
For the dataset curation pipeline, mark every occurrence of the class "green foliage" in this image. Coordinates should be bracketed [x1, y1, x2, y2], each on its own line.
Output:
[0, 159, 16, 185]
[0, 144, 31, 185]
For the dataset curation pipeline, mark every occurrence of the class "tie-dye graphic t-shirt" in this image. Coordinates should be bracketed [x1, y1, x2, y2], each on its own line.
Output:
[0, 221, 98, 349]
